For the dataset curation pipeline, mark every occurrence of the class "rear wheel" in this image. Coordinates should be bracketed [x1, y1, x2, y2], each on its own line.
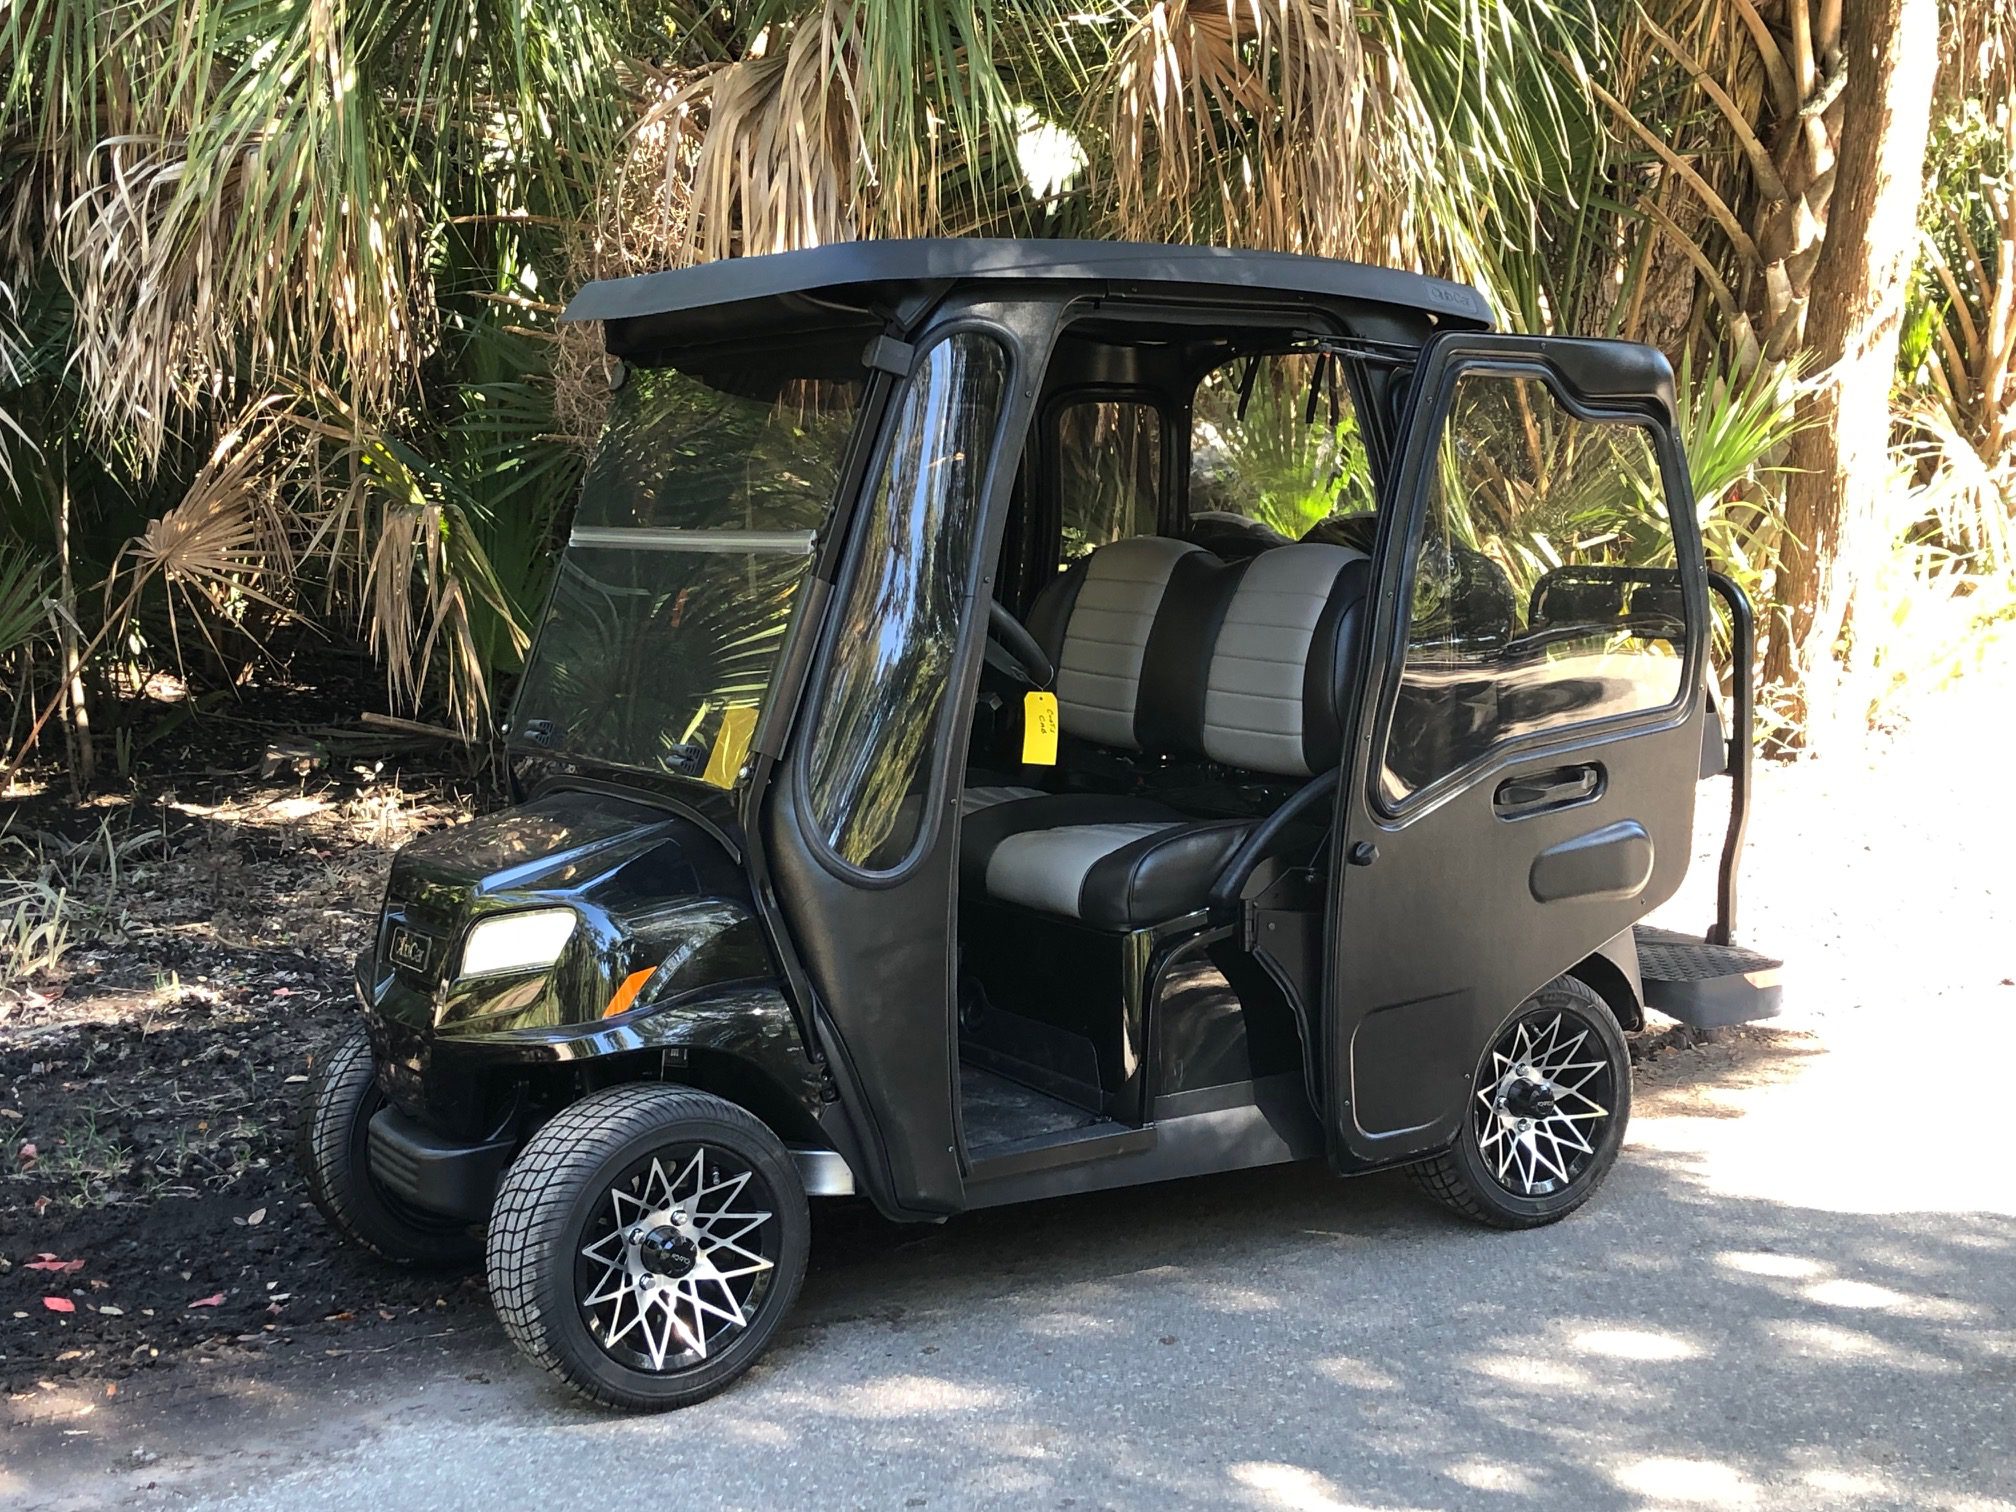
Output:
[486, 1084, 809, 1412]
[296, 1025, 482, 1267]
[1410, 976, 1631, 1229]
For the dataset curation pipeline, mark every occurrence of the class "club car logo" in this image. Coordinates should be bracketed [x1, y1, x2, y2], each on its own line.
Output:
[389, 926, 433, 974]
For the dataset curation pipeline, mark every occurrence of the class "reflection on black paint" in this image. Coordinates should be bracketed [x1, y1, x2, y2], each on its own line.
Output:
[806, 333, 1010, 870]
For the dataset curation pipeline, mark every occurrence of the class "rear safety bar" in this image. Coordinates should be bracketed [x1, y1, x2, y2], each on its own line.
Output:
[1704, 572, 1754, 947]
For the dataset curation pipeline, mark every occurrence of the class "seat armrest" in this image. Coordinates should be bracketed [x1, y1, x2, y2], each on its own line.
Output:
[1206, 768, 1339, 917]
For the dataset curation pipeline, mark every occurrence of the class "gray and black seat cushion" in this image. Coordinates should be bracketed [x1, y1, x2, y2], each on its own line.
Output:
[963, 535, 1371, 929]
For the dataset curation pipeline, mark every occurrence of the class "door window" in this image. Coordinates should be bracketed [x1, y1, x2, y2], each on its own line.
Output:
[1055, 399, 1162, 562]
[804, 331, 1010, 871]
[1382, 371, 1688, 805]
[1189, 350, 1375, 543]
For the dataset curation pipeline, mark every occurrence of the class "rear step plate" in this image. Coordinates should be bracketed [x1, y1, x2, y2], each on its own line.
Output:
[1634, 925, 1784, 1028]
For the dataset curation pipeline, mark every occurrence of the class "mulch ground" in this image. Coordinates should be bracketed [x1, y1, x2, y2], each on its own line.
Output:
[1, 670, 503, 1398]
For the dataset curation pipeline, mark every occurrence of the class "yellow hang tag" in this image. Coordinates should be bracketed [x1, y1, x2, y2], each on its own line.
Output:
[1021, 690, 1060, 766]
[701, 703, 760, 788]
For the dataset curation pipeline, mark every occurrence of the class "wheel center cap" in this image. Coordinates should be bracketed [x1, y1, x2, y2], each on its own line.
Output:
[636, 1224, 698, 1278]
[1503, 1078, 1557, 1120]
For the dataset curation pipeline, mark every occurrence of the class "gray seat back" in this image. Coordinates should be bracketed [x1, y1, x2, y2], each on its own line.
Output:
[1027, 536, 1371, 777]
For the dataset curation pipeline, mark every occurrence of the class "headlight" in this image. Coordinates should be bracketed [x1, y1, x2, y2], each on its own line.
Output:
[457, 908, 577, 979]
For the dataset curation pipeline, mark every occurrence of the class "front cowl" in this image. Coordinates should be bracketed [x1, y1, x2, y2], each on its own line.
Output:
[364, 788, 772, 1042]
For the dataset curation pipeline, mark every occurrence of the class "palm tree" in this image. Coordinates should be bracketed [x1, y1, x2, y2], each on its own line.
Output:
[0, 0, 1957, 780]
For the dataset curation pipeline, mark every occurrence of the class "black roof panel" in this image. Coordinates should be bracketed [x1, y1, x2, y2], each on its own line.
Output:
[563, 238, 1494, 331]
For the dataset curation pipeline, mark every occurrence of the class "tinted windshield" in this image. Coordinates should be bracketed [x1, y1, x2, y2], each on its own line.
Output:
[509, 335, 870, 783]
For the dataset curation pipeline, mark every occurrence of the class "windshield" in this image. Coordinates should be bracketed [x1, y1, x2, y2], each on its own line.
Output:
[509, 333, 871, 783]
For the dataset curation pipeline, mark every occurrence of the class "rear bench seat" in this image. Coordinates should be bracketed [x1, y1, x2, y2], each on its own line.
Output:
[962, 536, 1370, 928]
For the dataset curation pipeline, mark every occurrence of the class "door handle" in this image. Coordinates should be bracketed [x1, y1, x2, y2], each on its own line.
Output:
[1494, 763, 1603, 818]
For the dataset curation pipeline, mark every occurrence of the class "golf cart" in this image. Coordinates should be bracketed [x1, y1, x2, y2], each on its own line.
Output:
[299, 239, 1782, 1411]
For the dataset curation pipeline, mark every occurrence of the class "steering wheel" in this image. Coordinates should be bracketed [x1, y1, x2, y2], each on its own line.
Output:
[985, 600, 1054, 688]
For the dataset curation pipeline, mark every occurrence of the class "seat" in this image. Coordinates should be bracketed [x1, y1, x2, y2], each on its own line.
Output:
[963, 535, 1371, 928]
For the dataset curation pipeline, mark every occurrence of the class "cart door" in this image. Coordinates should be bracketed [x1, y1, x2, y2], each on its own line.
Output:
[1326, 333, 1706, 1169]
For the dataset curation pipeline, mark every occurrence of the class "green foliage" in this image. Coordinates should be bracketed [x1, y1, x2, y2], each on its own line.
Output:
[0, 0, 1999, 774]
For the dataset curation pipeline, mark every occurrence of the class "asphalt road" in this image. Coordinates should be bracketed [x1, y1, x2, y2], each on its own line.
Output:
[12, 994, 2015, 1512]
[12, 678, 2016, 1511]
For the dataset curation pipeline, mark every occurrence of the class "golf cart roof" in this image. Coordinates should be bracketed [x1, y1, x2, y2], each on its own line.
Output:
[563, 238, 1495, 354]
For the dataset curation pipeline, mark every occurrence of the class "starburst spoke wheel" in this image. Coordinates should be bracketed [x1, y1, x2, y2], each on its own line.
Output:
[574, 1144, 782, 1375]
[487, 1085, 810, 1412]
[1411, 976, 1633, 1230]
[1473, 1007, 1615, 1198]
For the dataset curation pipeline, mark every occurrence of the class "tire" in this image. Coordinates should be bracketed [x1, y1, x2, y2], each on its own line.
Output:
[296, 1024, 483, 1267]
[1410, 975, 1632, 1229]
[486, 1084, 810, 1412]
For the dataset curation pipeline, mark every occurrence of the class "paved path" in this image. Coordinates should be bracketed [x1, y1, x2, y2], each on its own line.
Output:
[10, 677, 2015, 1511]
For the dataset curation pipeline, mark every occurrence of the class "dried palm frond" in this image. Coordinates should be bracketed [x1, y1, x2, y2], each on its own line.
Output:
[609, 0, 1087, 269]
[288, 383, 534, 732]
[1094, 0, 1366, 257]
[110, 404, 299, 668]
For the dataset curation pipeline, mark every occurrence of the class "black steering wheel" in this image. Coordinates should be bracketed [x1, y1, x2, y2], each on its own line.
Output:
[985, 600, 1054, 688]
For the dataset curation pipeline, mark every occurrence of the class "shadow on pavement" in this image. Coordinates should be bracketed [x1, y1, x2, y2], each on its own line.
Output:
[9, 1025, 2013, 1511]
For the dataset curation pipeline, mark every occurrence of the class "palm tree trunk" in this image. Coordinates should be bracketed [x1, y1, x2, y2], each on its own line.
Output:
[1761, 0, 1939, 740]
[54, 478, 94, 792]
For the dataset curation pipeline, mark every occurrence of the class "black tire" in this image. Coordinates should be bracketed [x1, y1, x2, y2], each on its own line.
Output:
[1410, 976, 1632, 1229]
[295, 1024, 483, 1267]
[486, 1084, 809, 1412]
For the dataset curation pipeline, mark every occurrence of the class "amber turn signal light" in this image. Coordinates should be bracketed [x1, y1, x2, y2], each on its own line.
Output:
[603, 967, 655, 1019]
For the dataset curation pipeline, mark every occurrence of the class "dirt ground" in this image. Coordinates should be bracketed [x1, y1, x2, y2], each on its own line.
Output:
[2, 656, 2010, 1433]
[0, 685, 497, 1393]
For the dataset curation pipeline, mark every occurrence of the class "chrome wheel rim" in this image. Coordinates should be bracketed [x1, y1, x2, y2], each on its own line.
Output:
[575, 1144, 779, 1374]
[1473, 1007, 1616, 1198]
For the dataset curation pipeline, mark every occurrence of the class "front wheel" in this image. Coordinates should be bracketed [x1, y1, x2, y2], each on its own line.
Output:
[486, 1084, 809, 1412]
[295, 1025, 482, 1267]
[1410, 976, 1632, 1229]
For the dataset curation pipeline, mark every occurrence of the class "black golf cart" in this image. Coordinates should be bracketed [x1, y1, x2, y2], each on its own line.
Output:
[299, 239, 1782, 1411]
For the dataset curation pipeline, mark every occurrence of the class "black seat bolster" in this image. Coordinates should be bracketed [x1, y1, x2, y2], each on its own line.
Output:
[1073, 818, 1252, 930]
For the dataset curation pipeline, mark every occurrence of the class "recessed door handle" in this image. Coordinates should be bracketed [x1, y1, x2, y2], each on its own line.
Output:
[1494, 764, 1603, 818]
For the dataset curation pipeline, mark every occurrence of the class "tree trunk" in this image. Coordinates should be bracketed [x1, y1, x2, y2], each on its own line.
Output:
[1761, 0, 1938, 743]
[54, 477, 95, 792]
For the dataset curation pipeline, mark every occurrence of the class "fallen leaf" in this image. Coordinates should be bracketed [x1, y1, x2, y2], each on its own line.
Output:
[246, 1207, 266, 1226]
[98, 1305, 124, 1316]
[25, 1255, 85, 1274]
[17, 1141, 38, 1165]
[189, 1293, 225, 1308]
[32, 1195, 49, 1216]
[42, 1297, 75, 1313]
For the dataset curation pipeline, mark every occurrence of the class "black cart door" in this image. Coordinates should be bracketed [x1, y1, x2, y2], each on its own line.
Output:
[1326, 334, 1706, 1169]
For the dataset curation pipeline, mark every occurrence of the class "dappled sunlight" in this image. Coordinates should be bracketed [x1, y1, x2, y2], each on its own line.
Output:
[1610, 1454, 1760, 1505]
[1571, 1325, 1701, 1362]
[1468, 1352, 1600, 1391]
[1230, 1461, 1398, 1512]
[1765, 1318, 1965, 1373]
[1716, 1249, 1825, 1279]
[1312, 1355, 1401, 1392]
[1021, 1308, 1124, 1339]
[1444, 1456, 1539, 1495]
